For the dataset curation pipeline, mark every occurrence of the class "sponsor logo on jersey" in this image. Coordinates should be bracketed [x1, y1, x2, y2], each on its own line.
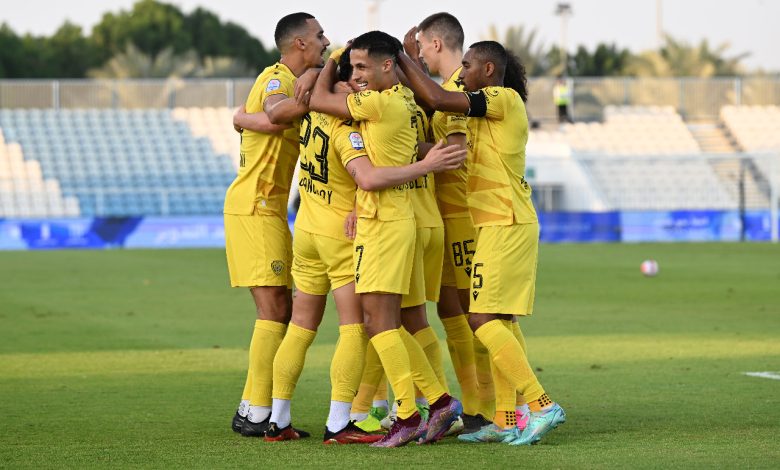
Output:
[266, 79, 281, 92]
[348, 132, 365, 150]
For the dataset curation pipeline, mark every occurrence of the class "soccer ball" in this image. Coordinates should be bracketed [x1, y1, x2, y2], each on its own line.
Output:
[640, 260, 659, 277]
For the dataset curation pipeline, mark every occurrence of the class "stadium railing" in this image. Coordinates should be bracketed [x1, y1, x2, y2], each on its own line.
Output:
[1, 77, 779, 122]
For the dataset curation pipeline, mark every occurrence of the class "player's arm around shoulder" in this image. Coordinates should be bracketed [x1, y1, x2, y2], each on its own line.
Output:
[397, 30, 469, 114]
[259, 67, 309, 125]
[309, 51, 353, 120]
[345, 140, 465, 191]
[233, 105, 291, 134]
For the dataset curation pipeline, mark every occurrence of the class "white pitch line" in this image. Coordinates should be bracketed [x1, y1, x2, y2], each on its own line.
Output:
[744, 372, 780, 380]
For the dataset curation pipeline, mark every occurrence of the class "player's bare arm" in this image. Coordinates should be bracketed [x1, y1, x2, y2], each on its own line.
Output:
[265, 93, 310, 125]
[293, 67, 322, 104]
[346, 140, 465, 191]
[397, 50, 469, 114]
[309, 49, 353, 120]
[233, 105, 291, 134]
[402, 26, 428, 73]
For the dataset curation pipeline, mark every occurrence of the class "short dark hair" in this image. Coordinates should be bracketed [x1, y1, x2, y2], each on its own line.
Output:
[469, 41, 528, 102]
[350, 31, 403, 62]
[274, 12, 315, 50]
[418, 13, 464, 52]
[338, 46, 353, 82]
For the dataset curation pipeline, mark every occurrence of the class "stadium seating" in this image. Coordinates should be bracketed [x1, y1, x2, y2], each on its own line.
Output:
[720, 105, 780, 153]
[0, 109, 238, 217]
[172, 107, 241, 170]
[0, 129, 81, 217]
[719, 106, 780, 189]
[540, 105, 701, 155]
[528, 106, 765, 210]
[580, 157, 735, 210]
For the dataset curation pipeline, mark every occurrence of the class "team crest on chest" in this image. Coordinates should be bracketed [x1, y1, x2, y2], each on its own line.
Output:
[349, 132, 365, 150]
[271, 260, 285, 276]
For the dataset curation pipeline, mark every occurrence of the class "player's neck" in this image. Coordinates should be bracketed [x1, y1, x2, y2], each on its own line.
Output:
[278, 55, 308, 78]
[438, 52, 463, 82]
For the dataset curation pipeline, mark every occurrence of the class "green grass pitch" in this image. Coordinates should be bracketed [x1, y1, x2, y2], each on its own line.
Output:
[1, 243, 778, 467]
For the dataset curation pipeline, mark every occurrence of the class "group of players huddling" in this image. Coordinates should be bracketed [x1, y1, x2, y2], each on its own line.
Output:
[225, 11, 565, 447]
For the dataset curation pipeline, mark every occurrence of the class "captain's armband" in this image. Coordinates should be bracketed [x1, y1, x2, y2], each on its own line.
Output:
[464, 90, 487, 117]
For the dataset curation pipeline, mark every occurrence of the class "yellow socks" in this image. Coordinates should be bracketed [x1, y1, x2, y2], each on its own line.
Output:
[374, 375, 388, 402]
[272, 323, 316, 400]
[440, 315, 479, 415]
[331, 324, 368, 402]
[490, 348, 517, 429]
[473, 335, 496, 419]
[413, 326, 449, 393]
[399, 327, 447, 405]
[249, 319, 287, 407]
[370, 329, 417, 419]
[505, 319, 528, 407]
[352, 342, 384, 416]
[510, 319, 527, 352]
[474, 319, 545, 404]
[241, 368, 252, 402]
[493, 409, 517, 430]
[529, 393, 554, 412]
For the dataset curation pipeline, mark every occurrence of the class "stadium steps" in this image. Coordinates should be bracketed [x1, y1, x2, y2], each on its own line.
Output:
[708, 158, 770, 209]
[687, 123, 739, 154]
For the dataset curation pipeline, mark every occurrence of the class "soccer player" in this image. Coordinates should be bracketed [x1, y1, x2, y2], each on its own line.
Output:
[224, 12, 329, 438]
[398, 40, 566, 445]
[405, 13, 493, 433]
[349, 103, 451, 434]
[309, 31, 464, 447]
[255, 48, 466, 444]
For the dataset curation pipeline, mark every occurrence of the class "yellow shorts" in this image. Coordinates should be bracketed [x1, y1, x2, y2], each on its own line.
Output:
[469, 223, 539, 316]
[401, 226, 444, 308]
[441, 217, 477, 290]
[291, 226, 354, 296]
[224, 214, 292, 288]
[354, 217, 415, 295]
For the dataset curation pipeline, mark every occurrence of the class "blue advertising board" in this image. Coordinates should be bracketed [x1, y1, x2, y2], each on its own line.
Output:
[0, 211, 774, 250]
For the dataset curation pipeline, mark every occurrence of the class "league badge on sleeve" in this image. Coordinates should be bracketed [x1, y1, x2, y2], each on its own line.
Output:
[266, 79, 282, 92]
[349, 132, 365, 150]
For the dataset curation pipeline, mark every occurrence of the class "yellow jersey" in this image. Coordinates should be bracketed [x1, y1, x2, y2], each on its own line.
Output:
[346, 84, 418, 221]
[431, 67, 469, 219]
[224, 62, 300, 217]
[402, 106, 443, 228]
[295, 111, 366, 239]
[464, 86, 537, 226]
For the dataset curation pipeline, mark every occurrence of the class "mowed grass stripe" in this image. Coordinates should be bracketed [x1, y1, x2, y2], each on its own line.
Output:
[1, 334, 778, 379]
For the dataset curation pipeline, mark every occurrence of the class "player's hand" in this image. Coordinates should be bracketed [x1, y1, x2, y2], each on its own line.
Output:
[423, 140, 467, 173]
[233, 105, 246, 133]
[403, 26, 420, 59]
[294, 68, 320, 105]
[334, 81, 354, 94]
[344, 210, 358, 240]
[328, 46, 347, 63]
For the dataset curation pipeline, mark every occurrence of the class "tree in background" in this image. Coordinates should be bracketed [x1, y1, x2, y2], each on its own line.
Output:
[0, 0, 274, 78]
[483, 24, 555, 76]
[570, 43, 632, 77]
[484, 23, 752, 78]
[627, 35, 748, 77]
[87, 43, 254, 79]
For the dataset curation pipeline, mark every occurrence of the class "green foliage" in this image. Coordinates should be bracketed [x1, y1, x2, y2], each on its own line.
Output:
[627, 35, 749, 78]
[0, 0, 274, 79]
[570, 43, 632, 77]
[484, 23, 751, 78]
[0, 245, 778, 466]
